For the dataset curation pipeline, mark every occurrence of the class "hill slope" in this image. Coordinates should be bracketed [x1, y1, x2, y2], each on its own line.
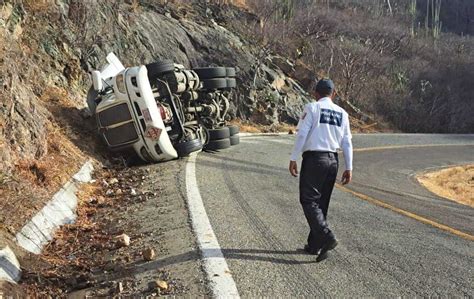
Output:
[231, 0, 474, 133]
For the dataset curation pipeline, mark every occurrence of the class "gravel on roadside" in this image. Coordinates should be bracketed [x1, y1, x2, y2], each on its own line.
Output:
[19, 159, 209, 297]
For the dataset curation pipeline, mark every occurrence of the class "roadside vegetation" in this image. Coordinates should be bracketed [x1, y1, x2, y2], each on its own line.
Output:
[221, 0, 474, 133]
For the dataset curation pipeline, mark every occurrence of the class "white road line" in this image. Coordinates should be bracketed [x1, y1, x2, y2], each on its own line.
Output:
[185, 153, 240, 298]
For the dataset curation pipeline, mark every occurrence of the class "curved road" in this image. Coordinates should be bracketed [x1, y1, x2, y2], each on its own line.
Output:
[194, 134, 474, 297]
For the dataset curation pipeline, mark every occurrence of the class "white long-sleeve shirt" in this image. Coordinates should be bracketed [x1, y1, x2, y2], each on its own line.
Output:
[290, 97, 353, 170]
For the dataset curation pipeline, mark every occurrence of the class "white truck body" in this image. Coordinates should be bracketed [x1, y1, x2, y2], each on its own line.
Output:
[93, 60, 178, 161]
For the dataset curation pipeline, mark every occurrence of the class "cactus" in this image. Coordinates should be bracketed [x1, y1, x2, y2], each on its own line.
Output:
[424, 0, 442, 39]
[272, 0, 295, 22]
[409, 0, 417, 36]
[432, 0, 442, 39]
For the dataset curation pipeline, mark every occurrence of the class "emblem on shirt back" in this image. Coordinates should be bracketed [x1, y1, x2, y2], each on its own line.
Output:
[320, 109, 342, 127]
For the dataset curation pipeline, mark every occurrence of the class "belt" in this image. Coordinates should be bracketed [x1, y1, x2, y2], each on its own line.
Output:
[303, 151, 338, 158]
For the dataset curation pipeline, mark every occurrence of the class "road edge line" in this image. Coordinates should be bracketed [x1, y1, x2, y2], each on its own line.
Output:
[336, 184, 474, 242]
[185, 153, 240, 298]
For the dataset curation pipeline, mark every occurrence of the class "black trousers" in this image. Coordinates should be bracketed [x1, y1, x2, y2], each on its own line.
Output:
[299, 151, 338, 250]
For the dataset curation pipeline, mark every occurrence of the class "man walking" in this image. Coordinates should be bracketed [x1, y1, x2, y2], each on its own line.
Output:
[289, 79, 353, 262]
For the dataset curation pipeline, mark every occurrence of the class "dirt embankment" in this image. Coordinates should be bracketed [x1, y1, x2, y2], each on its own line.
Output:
[417, 165, 474, 207]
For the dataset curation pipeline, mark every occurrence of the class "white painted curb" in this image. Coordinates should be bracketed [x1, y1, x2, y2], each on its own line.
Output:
[185, 154, 240, 298]
[0, 247, 21, 284]
[0, 160, 94, 284]
[15, 160, 94, 254]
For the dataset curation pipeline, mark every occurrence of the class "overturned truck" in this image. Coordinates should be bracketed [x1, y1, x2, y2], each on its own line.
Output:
[87, 53, 240, 163]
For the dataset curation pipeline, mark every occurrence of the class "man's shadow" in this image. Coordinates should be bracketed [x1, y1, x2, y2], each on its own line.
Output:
[93, 247, 317, 283]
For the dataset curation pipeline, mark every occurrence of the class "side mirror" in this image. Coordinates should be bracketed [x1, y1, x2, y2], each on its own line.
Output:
[91, 71, 103, 92]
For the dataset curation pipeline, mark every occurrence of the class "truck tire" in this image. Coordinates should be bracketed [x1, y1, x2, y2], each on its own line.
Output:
[193, 67, 227, 79]
[208, 127, 230, 140]
[226, 67, 236, 77]
[227, 125, 240, 136]
[146, 60, 174, 80]
[175, 138, 203, 157]
[205, 138, 231, 151]
[226, 78, 237, 88]
[230, 135, 240, 145]
[201, 78, 228, 90]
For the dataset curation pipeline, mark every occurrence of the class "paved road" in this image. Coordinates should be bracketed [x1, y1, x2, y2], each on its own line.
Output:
[195, 134, 474, 297]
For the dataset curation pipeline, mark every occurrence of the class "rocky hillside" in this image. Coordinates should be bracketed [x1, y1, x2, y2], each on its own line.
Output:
[0, 0, 319, 179]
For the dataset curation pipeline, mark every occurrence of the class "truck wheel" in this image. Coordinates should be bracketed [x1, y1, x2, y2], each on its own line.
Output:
[209, 127, 230, 140]
[205, 138, 231, 151]
[146, 60, 174, 80]
[230, 135, 240, 145]
[226, 78, 237, 88]
[226, 67, 236, 77]
[175, 138, 203, 157]
[201, 78, 228, 90]
[193, 67, 227, 79]
[227, 125, 240, 136]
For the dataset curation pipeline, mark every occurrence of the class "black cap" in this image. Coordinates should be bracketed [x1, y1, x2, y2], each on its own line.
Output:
[315, 79, 335, 94]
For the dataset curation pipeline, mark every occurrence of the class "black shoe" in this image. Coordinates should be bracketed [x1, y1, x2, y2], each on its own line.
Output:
[316, 238, 338, 262]
[304, 244, 320, 255]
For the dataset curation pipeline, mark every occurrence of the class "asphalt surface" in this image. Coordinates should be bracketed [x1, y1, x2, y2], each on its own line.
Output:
[195, 134, 474, 297]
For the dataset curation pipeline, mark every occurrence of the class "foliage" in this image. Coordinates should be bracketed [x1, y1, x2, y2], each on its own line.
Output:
[232, 0, 474, 133]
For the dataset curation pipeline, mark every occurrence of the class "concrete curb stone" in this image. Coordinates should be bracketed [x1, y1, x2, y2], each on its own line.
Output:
[0, 160, 94, 284]
[0, 247, 20, 284]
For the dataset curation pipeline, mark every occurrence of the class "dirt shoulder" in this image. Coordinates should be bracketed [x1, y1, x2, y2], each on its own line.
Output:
[17, 160, 209, 297]
[417, 165, 474, 207]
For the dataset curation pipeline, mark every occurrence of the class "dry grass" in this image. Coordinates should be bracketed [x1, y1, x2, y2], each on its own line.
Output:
[418, 165, 474, 207]
[0, 84, 87, 231]
[0, 122, 86, 230]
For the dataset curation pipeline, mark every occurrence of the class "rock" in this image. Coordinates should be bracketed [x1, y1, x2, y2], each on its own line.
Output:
[106, 189, 114, 196]
[116, 234, 130, 247]
[117, 282, 124, 293]
[109, 178, 119, 185]
[149, 280, 168, 291]
[130, 188, 137, 196]
[157, 280, 168, 290]
[102, 180, 110, 188]
[270, 55, 295, 75]
[142, 248, 156, 261]
[115, 188, 123, 195]
[288, 129, 295, 135]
